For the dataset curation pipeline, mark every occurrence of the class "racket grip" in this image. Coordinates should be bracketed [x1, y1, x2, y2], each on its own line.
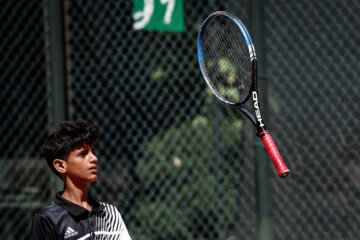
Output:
[261, 133, 290, 178]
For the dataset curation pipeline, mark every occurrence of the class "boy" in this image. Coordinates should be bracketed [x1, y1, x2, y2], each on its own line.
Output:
[31, 120, 132, 240]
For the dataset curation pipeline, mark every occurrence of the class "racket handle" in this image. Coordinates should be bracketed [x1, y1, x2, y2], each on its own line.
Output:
[261, 133, 290, 178]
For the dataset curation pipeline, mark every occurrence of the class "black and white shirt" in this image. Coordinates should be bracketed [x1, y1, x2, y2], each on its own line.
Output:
[31, 192, 132, 240]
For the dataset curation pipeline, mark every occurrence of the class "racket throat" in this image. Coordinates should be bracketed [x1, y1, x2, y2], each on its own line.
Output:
[234, 105, 257, 125]
[233, 104, 267, 134]
[252, 91, 265, 128]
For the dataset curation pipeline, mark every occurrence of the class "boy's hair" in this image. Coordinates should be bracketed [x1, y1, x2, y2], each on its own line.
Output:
[42, 120, 99, 178]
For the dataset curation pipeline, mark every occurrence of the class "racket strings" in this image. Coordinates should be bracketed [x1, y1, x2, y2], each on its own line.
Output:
[217, 21, 249, 96]
[201, 16, 252, 104]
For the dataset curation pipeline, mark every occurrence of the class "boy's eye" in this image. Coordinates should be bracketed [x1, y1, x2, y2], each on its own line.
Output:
[79, 150, 88, 156]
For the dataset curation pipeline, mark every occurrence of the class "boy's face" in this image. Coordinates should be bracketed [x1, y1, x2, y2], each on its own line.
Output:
[65, 144, 98, 184]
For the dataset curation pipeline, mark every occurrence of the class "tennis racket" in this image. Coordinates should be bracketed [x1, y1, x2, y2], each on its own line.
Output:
[197, 11, 290, 178]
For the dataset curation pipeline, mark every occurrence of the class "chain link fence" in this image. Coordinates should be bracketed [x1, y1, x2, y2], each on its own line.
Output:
[1, 0, 359, 239]
[267, 1, 360, 239]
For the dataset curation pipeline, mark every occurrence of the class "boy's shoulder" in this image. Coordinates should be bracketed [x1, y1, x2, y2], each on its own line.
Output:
[98, 201, 121, 213]
[98, 201, 128, 220]
[34, 196, 122, 220]
[34, 201, 64, 219]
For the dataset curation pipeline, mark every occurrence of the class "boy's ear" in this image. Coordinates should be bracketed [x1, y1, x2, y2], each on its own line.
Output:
[53, 159, 67, 174]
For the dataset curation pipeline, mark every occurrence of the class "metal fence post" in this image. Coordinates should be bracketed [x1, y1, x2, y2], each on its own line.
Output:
[250, 0, 273, 240]
[47, 0, 67, 192]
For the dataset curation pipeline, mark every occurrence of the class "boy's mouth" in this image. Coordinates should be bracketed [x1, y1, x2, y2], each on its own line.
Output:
[89, 165, 98, 173]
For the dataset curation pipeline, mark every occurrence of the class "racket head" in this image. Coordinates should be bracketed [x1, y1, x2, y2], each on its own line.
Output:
[197, 11, 256, 105]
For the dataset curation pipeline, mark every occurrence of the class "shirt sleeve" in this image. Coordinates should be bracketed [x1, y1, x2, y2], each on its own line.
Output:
[114, 207, 132, 240]
[31, 212, 57, 240]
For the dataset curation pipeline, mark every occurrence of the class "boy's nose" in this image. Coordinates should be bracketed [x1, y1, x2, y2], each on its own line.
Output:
[89, 152, 98, 163]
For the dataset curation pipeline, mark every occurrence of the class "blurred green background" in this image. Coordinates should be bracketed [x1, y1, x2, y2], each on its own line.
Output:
[1, 0, 359, 239]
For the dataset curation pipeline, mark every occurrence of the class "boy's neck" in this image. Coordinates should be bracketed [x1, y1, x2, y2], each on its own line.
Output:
[61, 183, 92, 211]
